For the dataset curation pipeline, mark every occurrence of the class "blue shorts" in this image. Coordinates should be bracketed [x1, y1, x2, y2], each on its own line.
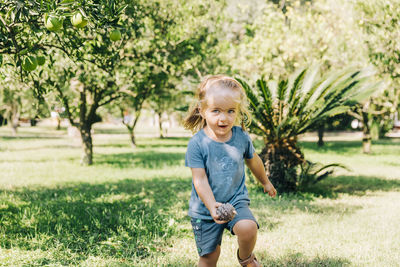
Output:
[190, 203, 259, 256]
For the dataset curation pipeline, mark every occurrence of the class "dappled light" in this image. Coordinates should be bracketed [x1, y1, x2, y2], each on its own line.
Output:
[1, 0, 400, 265]
[1, 125, 400, 265]
[0, 177, 191, 265]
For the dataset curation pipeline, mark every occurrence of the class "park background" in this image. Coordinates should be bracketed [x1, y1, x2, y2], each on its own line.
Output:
[1, 0, 400, 266]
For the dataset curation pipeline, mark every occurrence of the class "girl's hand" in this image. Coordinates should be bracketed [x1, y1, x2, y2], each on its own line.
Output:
[211, 202, 229, 224]
[263, 181, 277, 197]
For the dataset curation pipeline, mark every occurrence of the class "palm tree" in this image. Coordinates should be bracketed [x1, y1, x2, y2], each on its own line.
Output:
[237, 66, 379, 192]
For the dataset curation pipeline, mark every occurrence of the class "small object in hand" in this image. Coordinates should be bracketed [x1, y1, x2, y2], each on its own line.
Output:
[216, 203, 237, 221]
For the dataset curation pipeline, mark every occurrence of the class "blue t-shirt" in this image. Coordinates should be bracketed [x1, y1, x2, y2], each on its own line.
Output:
[185, 126, 255, 219]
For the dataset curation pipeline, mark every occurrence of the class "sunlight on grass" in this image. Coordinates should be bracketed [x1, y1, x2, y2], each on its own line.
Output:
[300, 140, 400, 180]
[1, 125, 399, 266]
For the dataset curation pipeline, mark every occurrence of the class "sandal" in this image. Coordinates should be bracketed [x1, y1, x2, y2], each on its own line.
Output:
[237, 249, 261, 267]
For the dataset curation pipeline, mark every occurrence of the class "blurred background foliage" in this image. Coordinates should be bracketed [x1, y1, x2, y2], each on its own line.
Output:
[1, 0, 399, 167]
[1, 2, 400, 263]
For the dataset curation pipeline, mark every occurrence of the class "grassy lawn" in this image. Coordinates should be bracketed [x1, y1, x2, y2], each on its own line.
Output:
[0, 124, 399, 266]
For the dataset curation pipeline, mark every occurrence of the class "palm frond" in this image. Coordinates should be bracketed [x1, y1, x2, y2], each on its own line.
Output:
[241, 66, 377, 140]
[237, 77, 274, 136]
[299, 65, 320, 99]
[287, 69, 307, 116]
[298, 161, 350, 188]
[256, 77, 273, 113]
[294, 69, 375, 134]
[288, 68, 307, 104]
[277, 79, 287, 102]
[242, 66, 378, 193]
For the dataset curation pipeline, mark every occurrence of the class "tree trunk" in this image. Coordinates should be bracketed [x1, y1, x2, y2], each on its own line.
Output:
[8, 113, 18, 136]
[56, 117, 61, 130]
[8, 102, 19, 136]
[158, 111, 164, 139]
[121, 109, 141, 149]
[80, 125, 93, 165]
[30, 118, 37, 126]
[11, 123, 18, 136]
[362, 136, 371, 154]
[370, 120, 380, 140]
[129, 127, 136, 149]
[362, 110, 371, 154]
[0, 114, 6, 126]
[259, 137, 304, 192]
[122, 123, 137, 148]
[317, 124, 324, 147]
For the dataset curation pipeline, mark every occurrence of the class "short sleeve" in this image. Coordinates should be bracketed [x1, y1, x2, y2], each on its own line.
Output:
[185, 139, 205, 168]
[243, 131, 255, 159]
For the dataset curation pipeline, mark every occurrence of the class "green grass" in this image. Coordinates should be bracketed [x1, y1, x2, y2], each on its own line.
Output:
[1, 125, 399, 266]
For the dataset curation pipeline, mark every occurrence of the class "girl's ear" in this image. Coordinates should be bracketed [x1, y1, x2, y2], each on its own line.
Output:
[198, 106, 204, 118]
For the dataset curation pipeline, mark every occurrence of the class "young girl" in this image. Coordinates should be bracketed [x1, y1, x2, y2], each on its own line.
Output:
[184, 75, 277, 267]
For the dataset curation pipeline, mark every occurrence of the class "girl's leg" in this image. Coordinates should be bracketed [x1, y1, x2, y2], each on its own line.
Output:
[198, 245, 221, 267]
[233, 219, 258, 261]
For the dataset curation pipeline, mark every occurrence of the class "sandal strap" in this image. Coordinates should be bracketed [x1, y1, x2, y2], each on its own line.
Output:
[237, 250, 256, 266]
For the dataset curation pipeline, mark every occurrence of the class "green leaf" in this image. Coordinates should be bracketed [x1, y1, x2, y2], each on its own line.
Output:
[237, 77, 272, 135]
[78, 7, 87, 17]
[257, 77, 273, 115]
[59, 0, 75, 5]
[247, 65, 378, 140]
[321, 106, 350, 118]
[116, 4, 128, 16]
[287, 69, 306, 117]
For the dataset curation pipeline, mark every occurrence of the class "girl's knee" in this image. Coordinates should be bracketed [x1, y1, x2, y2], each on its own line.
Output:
[233, 219, 258, 238]
[199, 246, 220, 266]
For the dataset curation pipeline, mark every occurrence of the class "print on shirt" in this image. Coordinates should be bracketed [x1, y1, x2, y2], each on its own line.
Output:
[216, 156, 234, 171]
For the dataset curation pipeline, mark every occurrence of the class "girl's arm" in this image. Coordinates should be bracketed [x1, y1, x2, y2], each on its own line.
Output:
[191, 167, 228, 224]
[245, 153, 277, 197]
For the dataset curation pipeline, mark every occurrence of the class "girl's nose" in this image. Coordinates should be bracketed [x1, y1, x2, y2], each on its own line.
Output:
[219, 112, 227, 121]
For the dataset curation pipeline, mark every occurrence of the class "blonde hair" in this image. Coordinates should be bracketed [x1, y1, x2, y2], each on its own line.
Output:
[183, 75, 251, 133]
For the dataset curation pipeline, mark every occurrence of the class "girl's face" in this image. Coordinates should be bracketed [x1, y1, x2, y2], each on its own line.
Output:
[200, 87, 240, 142]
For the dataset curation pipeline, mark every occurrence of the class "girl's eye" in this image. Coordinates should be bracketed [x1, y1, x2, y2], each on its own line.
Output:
[228, 110, 235, 114]
[212, 110, 220, 113]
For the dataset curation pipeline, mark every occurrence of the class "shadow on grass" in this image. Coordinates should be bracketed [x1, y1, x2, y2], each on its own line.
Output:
[5, 144, 81, 152]
[93, 128, 128, 135]
[300, 140, 362, 153]
[154, 259, 197, 267]
[94, 143, 132, 148]
[0, 177, 191, 265]
[93, 136, 189, 149]
[252, 139, 363, 155]
[95, 151, 185, 169]
[250, 187, 362, 223]
[248, 174, 400, 224]
[135, 137, 190, 149]
[0, 135, 64, 140]
[304, 175, 400, 198]
[383, 160, 400, 167]
[259, 252, 351, 267]
[299, 139, 400, 155]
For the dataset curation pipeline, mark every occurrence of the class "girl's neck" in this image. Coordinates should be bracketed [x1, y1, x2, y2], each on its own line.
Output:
[203, 125, 233, 143]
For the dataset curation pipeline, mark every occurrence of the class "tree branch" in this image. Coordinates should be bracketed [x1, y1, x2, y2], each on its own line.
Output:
[87, 90, 100, 125]
[40, 44, 70, 57]
[55, 83, 76, 127]
[79, 88, 87, 129]
[347, 110, 362, 120]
